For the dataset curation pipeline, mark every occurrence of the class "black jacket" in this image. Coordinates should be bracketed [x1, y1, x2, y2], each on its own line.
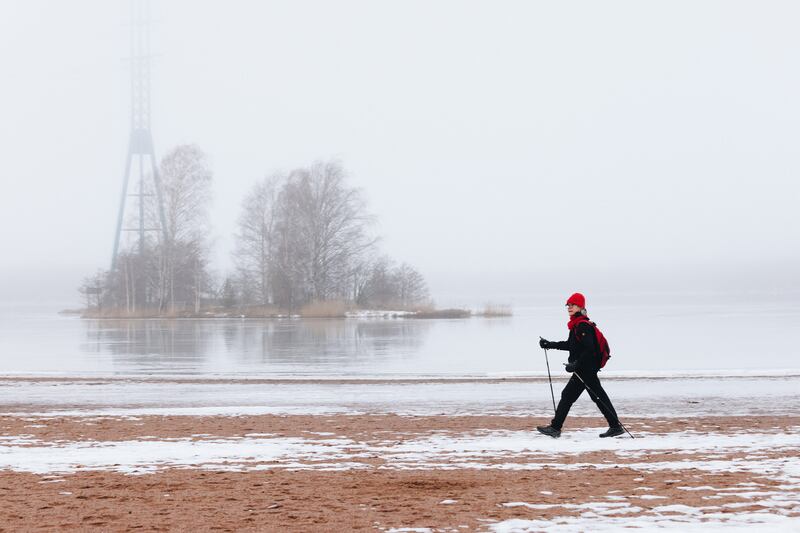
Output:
[550, 321, 601, 372]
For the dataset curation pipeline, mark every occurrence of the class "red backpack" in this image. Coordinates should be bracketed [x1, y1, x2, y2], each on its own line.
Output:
[584, 321, 611, 369]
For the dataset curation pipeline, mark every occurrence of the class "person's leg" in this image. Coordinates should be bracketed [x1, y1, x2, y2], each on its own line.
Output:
[581, 372, 620, 427]
[550, 374, 585, 429]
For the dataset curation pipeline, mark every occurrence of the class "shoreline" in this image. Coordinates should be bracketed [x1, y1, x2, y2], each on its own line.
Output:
[73, 307, 498, 320]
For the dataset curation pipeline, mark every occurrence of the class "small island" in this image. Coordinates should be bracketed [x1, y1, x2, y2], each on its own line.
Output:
[79, 155, 510, 320]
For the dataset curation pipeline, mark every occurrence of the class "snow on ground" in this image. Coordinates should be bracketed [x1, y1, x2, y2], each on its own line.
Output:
[2, 374, 798, 530]
[5, 426, 797, 530]
[2, 428, 798, 476]
[490, 512, 800, 532]
[380, 428, 800, 461]
[344, 310, 415, 318]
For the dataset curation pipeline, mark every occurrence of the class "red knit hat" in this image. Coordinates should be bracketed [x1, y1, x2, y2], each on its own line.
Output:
[566, 292, 586, 308]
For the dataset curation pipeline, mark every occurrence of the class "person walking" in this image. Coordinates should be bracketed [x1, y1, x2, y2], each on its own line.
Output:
[537, 293, 623, 438]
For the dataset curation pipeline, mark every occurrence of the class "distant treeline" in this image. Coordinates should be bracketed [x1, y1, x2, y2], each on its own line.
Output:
[81, 146, 430, 317]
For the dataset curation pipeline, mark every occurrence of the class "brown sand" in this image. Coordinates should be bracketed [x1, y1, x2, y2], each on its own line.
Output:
[1, 467, 788, 532]
[1, 414, 798, 531]
[3, 414, 795, 443]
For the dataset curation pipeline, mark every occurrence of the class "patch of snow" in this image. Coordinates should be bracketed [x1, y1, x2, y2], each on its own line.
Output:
[652, 504, 717, 514]
[489, 513, 800, 532]
[502, 502, 631, 511]
[345, 310, 414, 318]
[377, 428, 800, 462]
[0, 436, 360, 474]
[1, 427, 799, 483]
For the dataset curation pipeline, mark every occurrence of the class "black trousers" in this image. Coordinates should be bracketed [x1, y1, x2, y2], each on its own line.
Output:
[551, 371, 619, 430]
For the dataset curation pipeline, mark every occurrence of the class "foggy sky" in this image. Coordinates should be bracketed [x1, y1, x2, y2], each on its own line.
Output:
[1, 1, 798, 305]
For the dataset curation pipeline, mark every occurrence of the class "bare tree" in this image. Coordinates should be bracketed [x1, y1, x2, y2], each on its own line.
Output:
[230, 160, 432, 312]
[89, 154, 432, 316]
[234, 173, 284, 306]
[154, 144, 213, 312]
[364, 257, 397, 307]
[98, 250, 153, 315]
[274, 160, 376, 306]
[350, 255, 375, 304]
[355, 258, 429, 309]
[393, 262, 430, 307]
[218, 276, 239, 310]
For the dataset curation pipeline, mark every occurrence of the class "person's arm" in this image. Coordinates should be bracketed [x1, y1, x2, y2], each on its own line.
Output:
[549, 339, 569, 350]
[540, 337, 569, 350]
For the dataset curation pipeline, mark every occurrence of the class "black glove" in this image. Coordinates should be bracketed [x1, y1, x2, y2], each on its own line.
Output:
[564, 362, 577, 373]
[539, 338, 553, 349]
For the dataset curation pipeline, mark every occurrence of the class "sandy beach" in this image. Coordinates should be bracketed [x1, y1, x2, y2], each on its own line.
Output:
[2, 408, 799, 531]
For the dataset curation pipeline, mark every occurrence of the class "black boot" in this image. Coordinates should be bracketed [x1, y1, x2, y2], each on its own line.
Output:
[536, 425, 561, 438]
[599, 426, 624, 438]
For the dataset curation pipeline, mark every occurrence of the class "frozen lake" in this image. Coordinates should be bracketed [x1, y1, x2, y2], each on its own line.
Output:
[0, 298, 797, 378]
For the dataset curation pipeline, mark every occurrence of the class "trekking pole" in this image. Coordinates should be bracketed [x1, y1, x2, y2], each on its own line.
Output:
[570, 368, 635, 439]
[539, 337, 557, 415]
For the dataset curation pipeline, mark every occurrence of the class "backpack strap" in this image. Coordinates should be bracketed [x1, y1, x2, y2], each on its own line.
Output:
[573, 320, 595, 341]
